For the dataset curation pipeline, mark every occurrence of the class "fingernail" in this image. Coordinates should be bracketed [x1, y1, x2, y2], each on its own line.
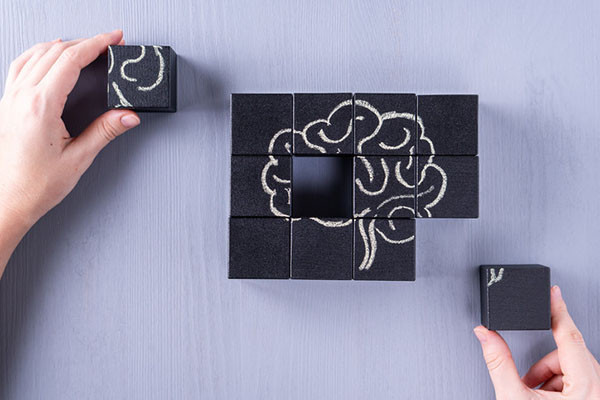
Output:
[473, 327, 488, 343]
[121, 114, 140, 128]
[552, 285, 562, 299]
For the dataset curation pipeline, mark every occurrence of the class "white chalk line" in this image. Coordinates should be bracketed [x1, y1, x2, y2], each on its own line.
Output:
[356, 157, 389, 196]
[418, 162, 447, 217]
[120, 45, 145, 82]
[394, 159, 414, 189]
[108, 46, 114, 74]
[260, 155, 290, 217]
[295, 99, 353, 152]
[487, 268, 505, 287]
[137, 46, 164, 92]
[309, 218, 353, 228]
[111, 82, 132, 107]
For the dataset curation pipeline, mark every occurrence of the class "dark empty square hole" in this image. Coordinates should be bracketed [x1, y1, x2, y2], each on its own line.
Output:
[292, 156, 353, 218]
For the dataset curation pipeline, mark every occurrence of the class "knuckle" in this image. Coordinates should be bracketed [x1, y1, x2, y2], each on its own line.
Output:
[31, 42, 45, 52]
[61, 47, 80, 63]
[485, 352, 510, 373]
[51, 41, 68, 53]
[568, 328, 586, 344]
[27, 90, 48, 116]
[100, 119, 120, 142]
[556, 301, 569, 313]
[33, 42, 51, 54]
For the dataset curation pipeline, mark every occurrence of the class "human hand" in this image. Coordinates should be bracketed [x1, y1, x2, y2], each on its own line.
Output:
[474, 286, 600, 399]
[0, 30, 140, 228]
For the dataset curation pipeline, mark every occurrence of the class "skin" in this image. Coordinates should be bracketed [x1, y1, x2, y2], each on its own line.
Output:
[474, 285, 600, 399]
[0, 32, 597, 400]
[0, 30, 140, 278]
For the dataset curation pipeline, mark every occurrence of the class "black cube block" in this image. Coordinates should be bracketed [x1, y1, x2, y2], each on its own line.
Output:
[416, 156, 478, 218]
[107, 45, 177, 112]
[416, 95, 477, 155]
[294, 93, 353, 154]
[231, 156, 291, 217]
[480, 265, 551, 330]
[355, 156, 415, 218]
[355, 93, 416, 155]
[231, 94, 293, 155]
[291, 218, 353, 280]
[229, 218, 290, 279]
[354, 219, 415, 281]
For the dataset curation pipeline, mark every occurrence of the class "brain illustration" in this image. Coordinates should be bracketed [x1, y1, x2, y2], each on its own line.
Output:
[260, 99, 448, 271]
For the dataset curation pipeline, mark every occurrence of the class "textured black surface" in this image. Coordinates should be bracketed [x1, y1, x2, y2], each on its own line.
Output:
[417, 156, 478, 218]
[355, 93, 416, 155]
[354, 219, 415, 281]
[107, 45, 177, 112]
[416, 95, 477, 155]
[229, 218, 290, 279]
[291, 218, 353, 280]
[355, 156, 415, 218]
[480, 265, 551, 330]
[231, 94, 293, 155]
[294, 93, 353, 154]
[292, 156, 353, 218]
[230, 156, 291, 217]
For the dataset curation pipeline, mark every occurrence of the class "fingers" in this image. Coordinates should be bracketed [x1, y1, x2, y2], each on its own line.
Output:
[550, 285, 595, 382]
[522, 350, 561, 388]
[474, 326, 528, 398]
[24, 38, 85, 86]
[67, 109, 140, 164]
[40, 30, 123, 100]
[539, 375, 564, 392]
[6, 40, 58, 89]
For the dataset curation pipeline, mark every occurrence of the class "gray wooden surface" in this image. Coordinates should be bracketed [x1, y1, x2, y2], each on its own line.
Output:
[1, 1, 600, 399]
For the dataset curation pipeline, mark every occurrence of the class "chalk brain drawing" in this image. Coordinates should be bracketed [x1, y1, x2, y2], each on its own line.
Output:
[107, 45, 177, 112]
[229, 93, 479, 281]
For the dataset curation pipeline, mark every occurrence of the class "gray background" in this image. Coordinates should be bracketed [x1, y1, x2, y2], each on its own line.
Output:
[1, 0, 599, 399]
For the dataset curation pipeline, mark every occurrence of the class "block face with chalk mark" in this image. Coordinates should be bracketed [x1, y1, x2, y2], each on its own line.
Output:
[354, 93, 416, 156]
[229, 218, 290, 279]
[480, 265, 551, 330]
[291, 218, 353, 280]
[107, 45, 177, 112]
[416, 95, 477, 155]
[231, 94, 293, 155]
[417, 155, 478, 218]
[355, 156, 415, 219]
[230, 156, 291, 217]
[294, 93, 354, 155]
[354, 218, 415, 281]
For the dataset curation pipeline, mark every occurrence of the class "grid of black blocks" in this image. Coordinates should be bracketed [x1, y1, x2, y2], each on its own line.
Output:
[230, 93, 479, 280]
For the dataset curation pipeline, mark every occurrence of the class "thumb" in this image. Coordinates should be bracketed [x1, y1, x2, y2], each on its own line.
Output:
[474, 326, 528, 399]
[70, 110, 140, 161]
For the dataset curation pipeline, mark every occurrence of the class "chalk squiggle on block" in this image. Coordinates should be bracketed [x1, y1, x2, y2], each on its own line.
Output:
[111, 82, 132, 108]
[487, 268, 505, 287]
[260, 128, 292, 217]
[107, 45, 176, 112]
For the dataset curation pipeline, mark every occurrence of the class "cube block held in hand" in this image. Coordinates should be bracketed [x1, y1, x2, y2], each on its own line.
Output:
[107, 45, 177, 112]
[480, 264, 551, 331]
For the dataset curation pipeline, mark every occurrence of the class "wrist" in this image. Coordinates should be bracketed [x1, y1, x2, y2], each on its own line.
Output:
[0, 196, 36, 237]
